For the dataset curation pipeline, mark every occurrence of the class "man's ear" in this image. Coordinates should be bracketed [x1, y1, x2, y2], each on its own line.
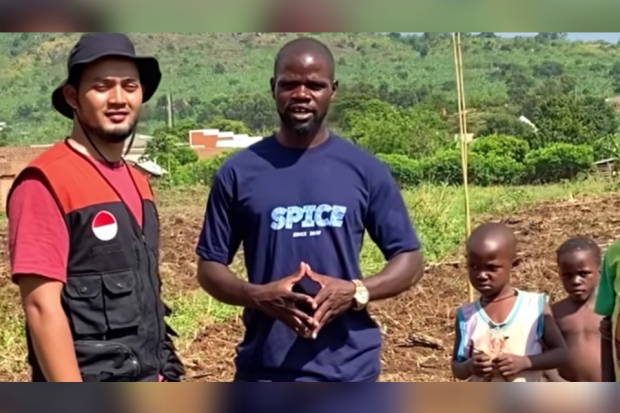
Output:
[62, 84, 78, 112]
[331, 80, 338, 101]
[270, 77, 276, 99]
[512, 255, 522, 268]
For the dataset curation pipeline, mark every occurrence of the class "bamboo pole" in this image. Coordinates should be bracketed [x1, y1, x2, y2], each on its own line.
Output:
[452, 32, 474, 302]
[166, 93, 173, 128]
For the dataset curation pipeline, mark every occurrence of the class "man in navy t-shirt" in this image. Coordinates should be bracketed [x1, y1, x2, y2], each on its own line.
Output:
[196, 37, 424, 382]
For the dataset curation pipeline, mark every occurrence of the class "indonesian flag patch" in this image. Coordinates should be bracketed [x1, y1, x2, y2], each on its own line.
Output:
[92, 211, 118, 241]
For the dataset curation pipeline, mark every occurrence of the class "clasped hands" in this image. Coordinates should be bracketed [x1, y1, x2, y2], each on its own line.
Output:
[470, 349, 532, 381]
[254, 262, 356, 339]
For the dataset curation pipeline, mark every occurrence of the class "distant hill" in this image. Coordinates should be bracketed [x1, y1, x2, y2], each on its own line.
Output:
[1, 32, 619, 144]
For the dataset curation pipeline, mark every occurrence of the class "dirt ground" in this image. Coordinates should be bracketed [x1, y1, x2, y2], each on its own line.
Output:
[164, 194, 620, 382]
[3, 194, 620, 382]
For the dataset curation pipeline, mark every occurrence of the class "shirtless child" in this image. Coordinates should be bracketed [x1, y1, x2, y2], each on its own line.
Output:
[451, 222, 567, 382]
[544, 237, 602, 382]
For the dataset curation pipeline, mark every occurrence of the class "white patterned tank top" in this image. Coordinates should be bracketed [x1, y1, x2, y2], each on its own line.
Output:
[455, 289, 548, 382]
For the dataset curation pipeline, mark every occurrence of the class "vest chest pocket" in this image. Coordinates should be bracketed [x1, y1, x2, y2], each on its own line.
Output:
[65, 271, 142, 336]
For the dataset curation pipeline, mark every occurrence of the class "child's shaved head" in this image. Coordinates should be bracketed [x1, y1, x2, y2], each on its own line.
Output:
[557, 237, 601, 265]
[466, 222, 518, 298]
[467, 222, 518, 259]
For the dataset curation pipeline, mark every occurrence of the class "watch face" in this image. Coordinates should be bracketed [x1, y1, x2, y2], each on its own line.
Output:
[355, 287, 369, 306]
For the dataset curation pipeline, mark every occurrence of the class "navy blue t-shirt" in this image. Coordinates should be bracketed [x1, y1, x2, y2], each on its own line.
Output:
[196, 133, 421, 382]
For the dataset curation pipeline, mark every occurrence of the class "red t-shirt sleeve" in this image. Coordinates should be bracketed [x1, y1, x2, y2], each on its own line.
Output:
[8, 170, 69, 284]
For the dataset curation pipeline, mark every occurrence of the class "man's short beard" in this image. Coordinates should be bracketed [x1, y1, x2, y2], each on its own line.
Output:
[74, 102, 138, 144]
[82, 119, 137, 144]
[278, 111, 326, 138]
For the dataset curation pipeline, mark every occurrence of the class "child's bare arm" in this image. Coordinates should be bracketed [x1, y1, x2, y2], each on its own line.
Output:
[542, 302, 568, 381]
[528, 303, 568, 371]
[600, 317, 615, 382]
[451, 318, 473, 380]
[543, 369, 568, 382]
[451, 359, 474, 380]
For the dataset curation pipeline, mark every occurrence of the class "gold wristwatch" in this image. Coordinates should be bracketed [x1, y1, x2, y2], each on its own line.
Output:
[352, 279, 369, 311]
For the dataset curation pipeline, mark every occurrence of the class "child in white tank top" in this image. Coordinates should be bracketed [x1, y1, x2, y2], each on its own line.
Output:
[451, 223, 568, 382]
[455, 289, 548, 381]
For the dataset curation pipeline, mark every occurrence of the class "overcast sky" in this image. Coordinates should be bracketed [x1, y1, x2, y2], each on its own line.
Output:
[498, 33, 620, 42]
[405, 33, 620, 43]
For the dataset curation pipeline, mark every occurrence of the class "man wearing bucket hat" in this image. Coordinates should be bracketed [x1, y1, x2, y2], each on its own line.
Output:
[6, 33, 184, 382]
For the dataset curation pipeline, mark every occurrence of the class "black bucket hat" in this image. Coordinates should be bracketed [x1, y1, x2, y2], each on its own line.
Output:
[51, 33, 161, 119]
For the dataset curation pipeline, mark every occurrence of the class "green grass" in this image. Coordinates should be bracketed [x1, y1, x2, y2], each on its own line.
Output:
[402, 178, 611, 262]
[0, 177, 615, 379]
[167, 290, 239, 337]
[0, 287, 27, 377]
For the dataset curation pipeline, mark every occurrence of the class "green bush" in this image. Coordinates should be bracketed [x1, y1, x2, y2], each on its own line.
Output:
[154, 137, 595, 189]
[156, 149, 241, 187]
[477, 113, 536, 141]
[383, 148, 526, 187]
[175, 146, 199, 165]
[470, 134, 530, 162]
[146, 134, 198, 175]
[420, 149, 478, 185]
[592, 134, 620, 160]
[170, 163, 200, 186]
[377, 153, 422, 188]
[471, 153, 526, 186]
[191, 149, 241, 186]
[524, 143, 594, 183]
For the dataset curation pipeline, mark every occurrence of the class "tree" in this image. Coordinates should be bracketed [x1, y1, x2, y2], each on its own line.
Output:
[217, 93, 278, 132]
[419, 44, 429, 58]
[16, 104, 35, 120]
[206, 118, 252, 135]
[524, 143, 593, 183]
[526, 94, 618, 148]
[213, 62, 226, 74]
[609, 62, 620, 77]
[470, 134, 530, 162]
[145, 133, 198, 173]
[525, 75, 577, 102]
[533, 61, 564, 78]
[504, 71, 536, 105]
[152, 119, 201, 143]
[535, 33, 567, 42]
[478, 113, 536, 140]
[343, 99, 450, 158]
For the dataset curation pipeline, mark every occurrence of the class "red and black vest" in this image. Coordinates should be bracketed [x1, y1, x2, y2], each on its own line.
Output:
[7, 141, 184, 382]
